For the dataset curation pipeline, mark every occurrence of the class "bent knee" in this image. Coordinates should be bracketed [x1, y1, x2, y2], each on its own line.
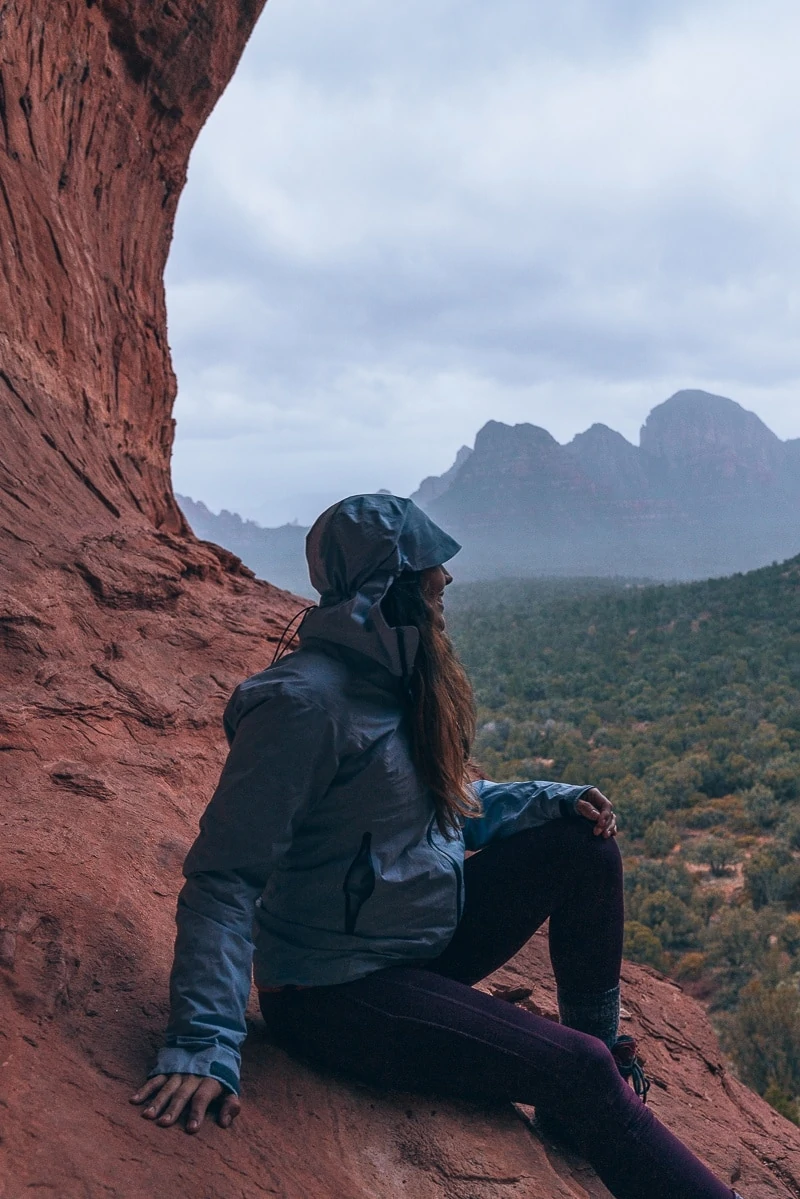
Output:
[560, 816, 623, 870]
[579, 1036, 622, 1094]
[543, 1035, 622, 1120]
[594, 827, 623, 870]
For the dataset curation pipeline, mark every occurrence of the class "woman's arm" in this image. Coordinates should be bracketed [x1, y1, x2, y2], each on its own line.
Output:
[153, 868, 265, 1092]
[130, 868, 261, 1131]
[463, 779, 615, 851]
[131, 687, 340, 1132]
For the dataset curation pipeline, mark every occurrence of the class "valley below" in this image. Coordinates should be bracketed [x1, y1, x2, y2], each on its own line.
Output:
[447, 557, 800, 1123]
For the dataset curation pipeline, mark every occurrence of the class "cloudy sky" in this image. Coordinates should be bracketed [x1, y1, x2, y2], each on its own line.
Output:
[167, 0, 800, 526]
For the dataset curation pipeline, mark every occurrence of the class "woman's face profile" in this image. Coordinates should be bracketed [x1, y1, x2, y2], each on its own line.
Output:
[420, 565, 453, 630]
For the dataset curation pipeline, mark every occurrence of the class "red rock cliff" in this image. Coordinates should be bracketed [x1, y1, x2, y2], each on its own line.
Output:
[2, 4, 800, 1196]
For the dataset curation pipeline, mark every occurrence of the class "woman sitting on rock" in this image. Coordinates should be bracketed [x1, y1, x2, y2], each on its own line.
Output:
[132, 494, 743, 1199]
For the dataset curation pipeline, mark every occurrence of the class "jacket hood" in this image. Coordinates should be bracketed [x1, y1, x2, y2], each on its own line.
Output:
[298, 494, 461, 676]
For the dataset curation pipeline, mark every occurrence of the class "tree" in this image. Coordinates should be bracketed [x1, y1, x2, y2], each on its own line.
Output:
[625, 859, 696, 908]
[763, 1082, 800, 1126]
[764, 754, 800, 803]
[685, 806, 726, 829]
[623, 922, 667, 972]
[704, 905, 770, 1008]
[693, 888, 725, 926]
[636, 890, 700, 951]
[643, 820, 675, 858]
[745, 847, 800, 910]
[782, 915, 800, 958]
[674, 952, 708, 982]
[689, 836, 742, 877]
[646, 759, 703, 810]
[722, 979, 800, 1114]
[617, 791, 667, 840]
[743, 783, 781, 830]
[779, 812, 800, 852]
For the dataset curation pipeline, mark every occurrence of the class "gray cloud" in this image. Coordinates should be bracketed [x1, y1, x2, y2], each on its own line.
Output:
[167, 0, 800, 525]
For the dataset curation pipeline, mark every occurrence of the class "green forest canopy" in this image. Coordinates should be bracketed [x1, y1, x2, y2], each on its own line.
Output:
[447, 555, 800, 1118]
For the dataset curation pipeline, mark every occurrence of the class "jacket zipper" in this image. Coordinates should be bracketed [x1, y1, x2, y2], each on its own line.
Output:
[343, 831, 376, 934]
[427, 821, 463, 920]
[450, 852, 464, 919]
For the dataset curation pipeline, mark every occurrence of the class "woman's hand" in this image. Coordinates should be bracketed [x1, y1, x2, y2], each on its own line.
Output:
[130, 1073, 241, 1133]
[575, 788, 618, 838]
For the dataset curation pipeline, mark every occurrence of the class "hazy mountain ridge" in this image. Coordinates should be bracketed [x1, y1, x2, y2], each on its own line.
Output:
[420, 390, 800, 580]
[412, 444, 473, 507]
[179, 390, 800, 589]
[176, 495, 312, 595]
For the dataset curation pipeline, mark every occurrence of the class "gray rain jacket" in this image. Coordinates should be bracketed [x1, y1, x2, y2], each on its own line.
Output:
[152, 495, 594, 1094]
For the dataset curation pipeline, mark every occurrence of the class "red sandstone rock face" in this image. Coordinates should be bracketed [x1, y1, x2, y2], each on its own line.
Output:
[2, 2, 800, 1196]
[0, 0, 269, 538]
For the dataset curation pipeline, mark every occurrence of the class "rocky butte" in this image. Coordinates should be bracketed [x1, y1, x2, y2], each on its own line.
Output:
[417, 392, 800, 582]
[2, 3, 800, 1196]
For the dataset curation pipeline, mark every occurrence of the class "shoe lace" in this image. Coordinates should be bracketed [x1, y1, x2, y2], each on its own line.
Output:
[612, 1035, 651, 1103]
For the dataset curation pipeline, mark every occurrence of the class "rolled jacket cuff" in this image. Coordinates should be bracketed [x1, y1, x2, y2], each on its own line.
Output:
[558, 784, 595, 818]
[150, 1044, 241, 1095]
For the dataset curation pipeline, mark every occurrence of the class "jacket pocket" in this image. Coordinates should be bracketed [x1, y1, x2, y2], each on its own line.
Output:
[343, 832, 376, 934]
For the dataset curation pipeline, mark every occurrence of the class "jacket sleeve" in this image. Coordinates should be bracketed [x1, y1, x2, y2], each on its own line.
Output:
[151, 868, 264, 1094]
[150, 690, 340, 1094]
[463, 778, 595, 852]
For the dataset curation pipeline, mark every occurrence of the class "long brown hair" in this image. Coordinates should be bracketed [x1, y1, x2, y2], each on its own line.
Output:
[382, 571, 480, 837]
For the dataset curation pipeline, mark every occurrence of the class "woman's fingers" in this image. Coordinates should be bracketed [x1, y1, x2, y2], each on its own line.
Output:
[142, 1075, 184, 1119]
[597, 806, 614, 835]
[130, 1073, 238, 1133]
[156, 1077, 204, 1126]
[185, 1078, 225, 1134]
[218, 1091, 241, 1129]
[131, 1073, 237, 1132]
[130, 1075, 167, 1105]
[577, 789, 617, 837]
[598, 805, 618, 837]
[602, 813, 618, 838]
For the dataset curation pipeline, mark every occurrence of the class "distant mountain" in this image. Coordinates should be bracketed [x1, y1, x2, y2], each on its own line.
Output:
[179, 390, 800, 588]
[564, 423, 660, 499]
[639, 390, 789, 490]
[177, 496, 312, 596]
[413, 445, 473, 507]
[419, 390, 800, 579]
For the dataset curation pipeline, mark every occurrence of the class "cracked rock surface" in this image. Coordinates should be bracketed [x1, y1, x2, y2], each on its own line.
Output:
[2, 2, 800, 1197]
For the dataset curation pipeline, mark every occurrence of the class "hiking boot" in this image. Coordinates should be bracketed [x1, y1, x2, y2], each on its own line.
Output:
[611, 1034, 651, 1102]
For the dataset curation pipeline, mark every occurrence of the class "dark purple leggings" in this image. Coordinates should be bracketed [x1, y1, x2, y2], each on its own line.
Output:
[260, 819, 735, 1199]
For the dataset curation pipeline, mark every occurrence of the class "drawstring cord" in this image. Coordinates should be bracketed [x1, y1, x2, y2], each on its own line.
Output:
[270, 605, 315, 666]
